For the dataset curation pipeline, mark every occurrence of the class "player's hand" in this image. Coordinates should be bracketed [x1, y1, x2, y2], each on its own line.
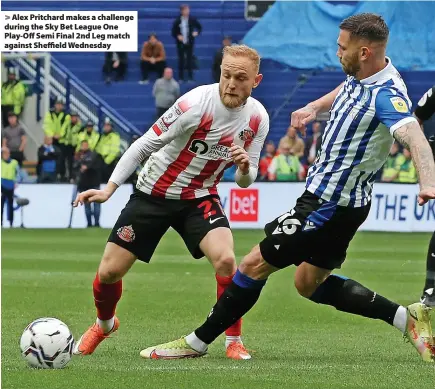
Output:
[177, 35, 184, 42]
[417, 187, 435, 206]
[192, 31, 199, 37]
[291, 105, 317, 136]
[73, 189, 111, 207]
[230, 143, 249, 174]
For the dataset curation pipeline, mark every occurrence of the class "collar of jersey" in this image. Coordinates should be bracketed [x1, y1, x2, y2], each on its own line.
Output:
[359, 56, 392, 85]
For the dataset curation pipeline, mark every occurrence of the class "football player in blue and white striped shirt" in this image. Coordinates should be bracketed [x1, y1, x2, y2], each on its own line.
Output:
[142, 13, 435, 362]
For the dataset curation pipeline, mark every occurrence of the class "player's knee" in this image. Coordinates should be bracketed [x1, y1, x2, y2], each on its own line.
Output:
[239, 245, 269, 280]
[98, 266, 122, 284]
[98, 255, 123, 284]
[294, 277, 316, 299]
[213, 253, 237, 276]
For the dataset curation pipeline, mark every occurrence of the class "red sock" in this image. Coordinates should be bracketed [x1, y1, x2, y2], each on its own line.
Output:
[93, 273, 122, 320]
[216, 273, 242, 337]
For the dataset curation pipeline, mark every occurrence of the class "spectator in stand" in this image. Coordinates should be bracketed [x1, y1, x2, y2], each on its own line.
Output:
[153, 67, 180, 119]
[140, 33, 167, 85]
[258, 140, 276, 181]
[381, 142, 404, 182]
[304, 120, 322, 165]
[95, 118, 121, 182]
[397, 148, 417, 183]
[1, 68, 26, 128]
[58, 111, 82, 182]
[268, 142, 305, 182]
[43, 96, 70, 149]
[212, 36, 232, 83]
[103, 52, 128, 83]
[2, 112, 26, 167]
[37, 135, 61, 183]
[76, 120, 100, 152]
[75, 140, 102, 228]
[1, 147, 19, 227]
[172, 4, 202, 82]
[278, 125, 305, 159]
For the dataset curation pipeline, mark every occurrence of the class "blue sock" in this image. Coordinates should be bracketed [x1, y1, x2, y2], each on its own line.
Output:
[233, 269, 267, 289]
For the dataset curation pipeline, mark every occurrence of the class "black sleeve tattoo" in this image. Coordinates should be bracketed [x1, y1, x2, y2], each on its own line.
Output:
[393, 121, 435, 190]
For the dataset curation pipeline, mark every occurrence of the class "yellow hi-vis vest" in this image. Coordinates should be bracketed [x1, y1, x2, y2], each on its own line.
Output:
[1, 80, 26, 115]
[43, 110, 71, 138]
[397, 159, 417, 183]
[1, 159, 18, 181]
[76, 130, 100, 152]
[60, 121, 82, 147]
[275, 154, 300, 181]
[95, 131, 121, 165]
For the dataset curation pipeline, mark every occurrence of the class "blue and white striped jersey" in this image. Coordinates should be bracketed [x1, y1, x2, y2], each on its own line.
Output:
[306, 57, 418, 207]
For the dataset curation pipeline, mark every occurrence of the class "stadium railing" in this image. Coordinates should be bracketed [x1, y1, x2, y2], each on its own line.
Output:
[6, 53, 141, 151]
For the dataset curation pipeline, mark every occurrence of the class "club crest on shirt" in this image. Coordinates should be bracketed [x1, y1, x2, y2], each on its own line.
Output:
[238, 128, 255, 142]
[390, 96, 408, 113]
[117, 225, 136, 243]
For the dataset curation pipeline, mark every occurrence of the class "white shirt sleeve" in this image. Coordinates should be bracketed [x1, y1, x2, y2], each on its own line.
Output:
[235, 109, 270, 188]
[109, 94, 202, 186]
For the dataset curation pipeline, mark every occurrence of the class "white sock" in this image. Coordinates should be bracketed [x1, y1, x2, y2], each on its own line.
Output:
[96, 317, 115, 334]
[185, 332, 208, 353]
[393, 306, 407, 334]
[225, 335, 242, 349]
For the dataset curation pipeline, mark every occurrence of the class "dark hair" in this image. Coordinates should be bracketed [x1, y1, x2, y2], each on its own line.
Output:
[180, 4, 189, 11]
[340, 13, 389, 42]
[149, 32, 157, 39]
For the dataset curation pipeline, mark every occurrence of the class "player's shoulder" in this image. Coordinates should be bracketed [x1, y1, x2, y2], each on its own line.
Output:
[176, 84, 216, 111]
[372, 65, 410, 107]
[246, 96, 269, 121]
[374, 64, 409, 96]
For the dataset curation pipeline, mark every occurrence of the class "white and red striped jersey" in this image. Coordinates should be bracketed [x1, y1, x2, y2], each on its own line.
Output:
[126, 84, 269, 200]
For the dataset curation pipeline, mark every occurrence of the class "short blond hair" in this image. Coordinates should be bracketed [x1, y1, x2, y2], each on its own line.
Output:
[222, 44, 261, 73]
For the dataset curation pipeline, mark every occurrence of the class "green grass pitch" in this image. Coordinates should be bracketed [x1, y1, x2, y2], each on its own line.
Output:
[2, 229, 435, 389]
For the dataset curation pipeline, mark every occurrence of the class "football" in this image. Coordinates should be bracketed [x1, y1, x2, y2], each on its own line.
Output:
[20, 318, 74, 369]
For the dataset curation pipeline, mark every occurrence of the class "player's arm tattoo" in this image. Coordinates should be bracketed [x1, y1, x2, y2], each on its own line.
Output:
[393, 121, 435, 190]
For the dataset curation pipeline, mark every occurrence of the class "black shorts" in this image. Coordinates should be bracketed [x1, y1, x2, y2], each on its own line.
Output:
[108, 191, 230, 262]
[259, 191, 370, 271]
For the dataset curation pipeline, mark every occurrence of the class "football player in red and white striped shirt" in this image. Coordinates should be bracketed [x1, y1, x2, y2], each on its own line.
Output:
[72, 45, 269, 360]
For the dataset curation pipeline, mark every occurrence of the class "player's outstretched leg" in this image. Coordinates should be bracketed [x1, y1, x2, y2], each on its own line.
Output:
[74, 243, 136, 355]
[421, 231, 435, 307]
[295, 263, 435, 363]
[140, 245, 276, 359]
[141, 244, 434, 362]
